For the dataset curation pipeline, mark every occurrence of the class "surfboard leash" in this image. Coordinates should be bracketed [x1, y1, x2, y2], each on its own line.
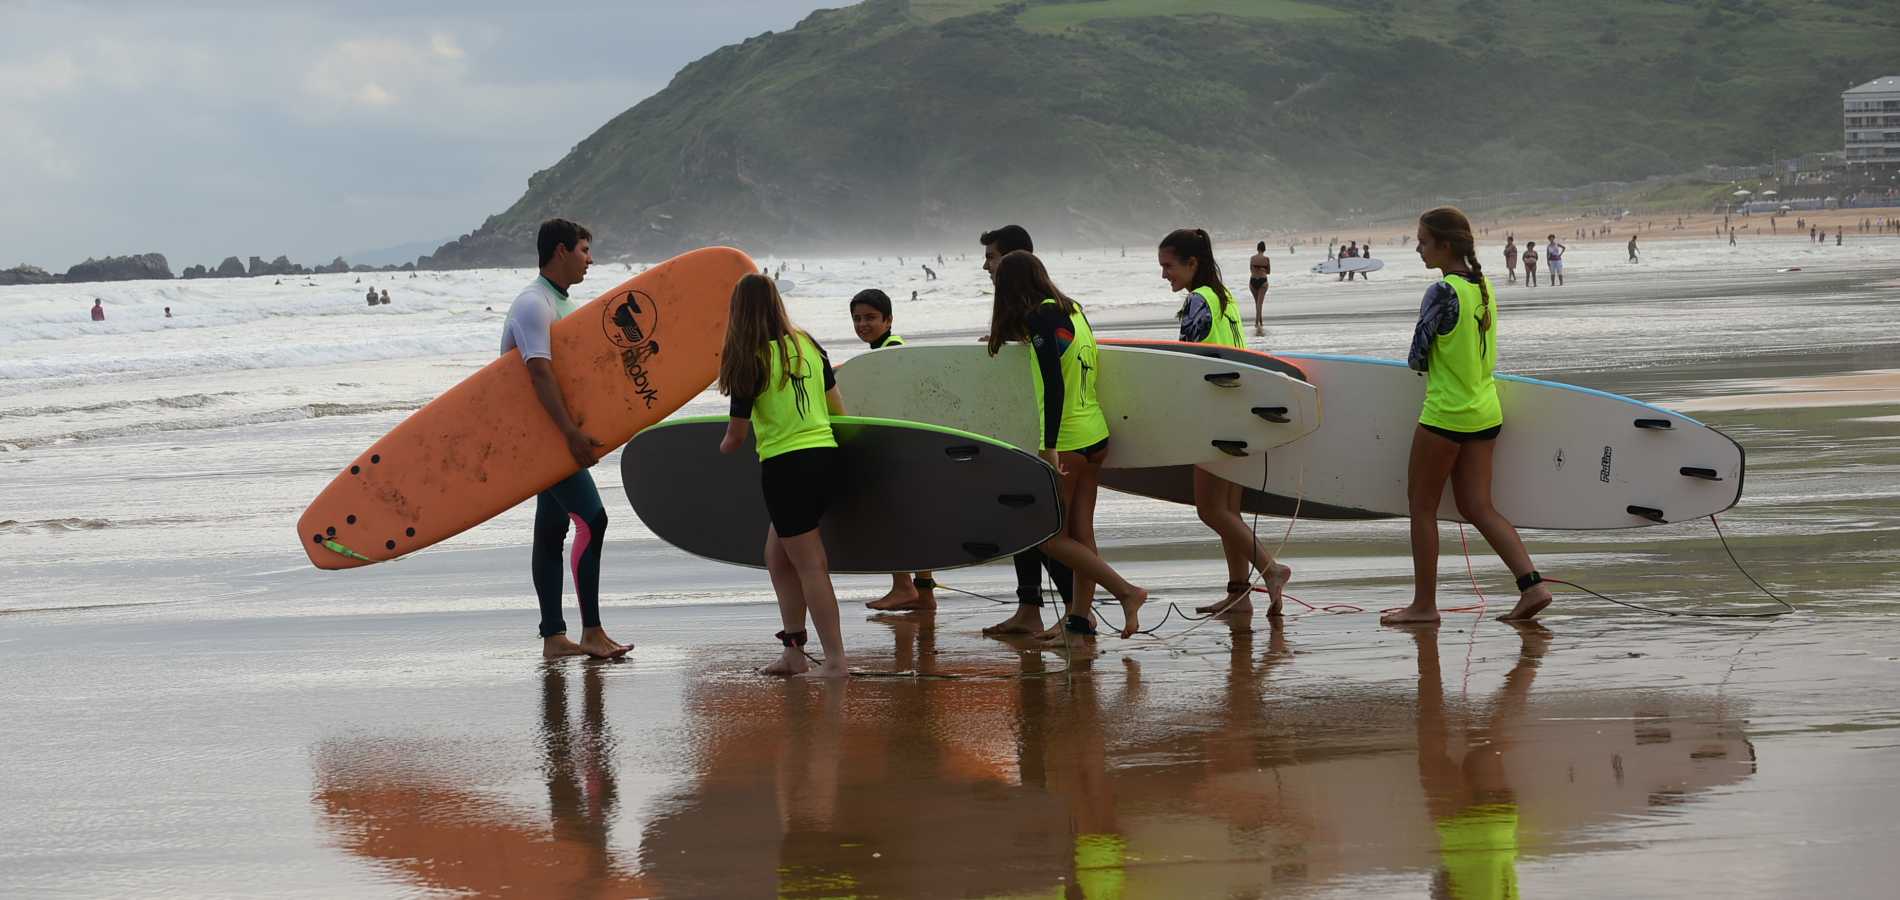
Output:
[1530, 513, 1794, 619]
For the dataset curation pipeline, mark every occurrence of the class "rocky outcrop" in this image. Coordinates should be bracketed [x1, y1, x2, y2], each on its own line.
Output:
[0, 264, 57, 286]
[314, 257, 352, 274]
[63, 254, 172, 283]
[215, 256, 246, 277]
[247, 255, 309, 277]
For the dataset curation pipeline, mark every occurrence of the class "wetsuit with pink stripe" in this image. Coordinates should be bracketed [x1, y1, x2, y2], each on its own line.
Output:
[503, 276, 610, 639]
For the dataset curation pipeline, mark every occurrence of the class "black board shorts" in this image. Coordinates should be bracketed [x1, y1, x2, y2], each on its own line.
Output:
[1422, 422, 1503, 443]
[760, 446, 841, 538]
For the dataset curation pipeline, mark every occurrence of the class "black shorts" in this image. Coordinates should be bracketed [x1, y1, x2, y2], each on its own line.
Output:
[1063, 436, 1110, 462]
[760, 446, 841, 538]
[1422, 422, 1502, 443]
[1249, 276, 1269, 291]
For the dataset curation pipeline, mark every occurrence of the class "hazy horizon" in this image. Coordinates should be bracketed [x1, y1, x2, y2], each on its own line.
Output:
[1, 0, 837, 272]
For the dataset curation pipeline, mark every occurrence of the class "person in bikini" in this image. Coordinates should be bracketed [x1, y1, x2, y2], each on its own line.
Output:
[1247, 241, 1272, 335]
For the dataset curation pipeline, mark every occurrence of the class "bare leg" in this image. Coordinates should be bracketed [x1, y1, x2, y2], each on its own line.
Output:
[1382, 426, 1461, 626]
[1252, 287, 1266, 334]
[1040, 451, 1146, 639]
[779, 529, 848, 678]
[1191, 469, 1289, 617]
[760, 527, 811, 676]
[1449, 439, 1553, 621]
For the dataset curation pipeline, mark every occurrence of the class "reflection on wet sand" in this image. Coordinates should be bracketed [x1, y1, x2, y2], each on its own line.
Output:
[312, 662, 648, 897]
[312, 616, 1757, 897]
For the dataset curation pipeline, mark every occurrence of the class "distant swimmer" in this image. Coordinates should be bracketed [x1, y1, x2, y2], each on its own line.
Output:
[366, 286, 379, 307]
[499, 218, 628, 661]
[1382, 206, 1553, 624]
[1248, 240, 1272, 335]
[977, 225, 1077, 637]
[1503, 235, 1519, 284]
[910, 290, 918, 302]
[90, 298, 105, 321]
[1522, 241, 1538, 287]
[849, 288, 935, 614]
[164, 306, 172, 318]
[988, 249, 1148, 640]
[380, 289, 391, 305]
[718, 274, 849, 678]
[1543, 234, 1565, 286]
[1627, 234, 1639, 263]
[1162, 228, 1291, 620]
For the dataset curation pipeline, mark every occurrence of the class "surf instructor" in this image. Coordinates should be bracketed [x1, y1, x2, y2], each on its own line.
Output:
[501, 218, 629, 660]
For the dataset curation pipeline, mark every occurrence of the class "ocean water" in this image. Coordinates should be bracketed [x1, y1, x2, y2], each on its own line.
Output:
[2, 235, 1898, 617]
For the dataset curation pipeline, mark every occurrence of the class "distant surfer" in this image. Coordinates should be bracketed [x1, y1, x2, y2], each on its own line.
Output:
[500, 218, 628, 660]
[718, 274, 850, 678]
[849, 288, 936, 614]
[1382, 206, 1553, 625]
[1543, 234, 1565, 286]
[1503, 236, 1518, 284]
[1521, 241, 1538, 287]
[988, 250, 1148, 640]
[1163, 228, 1291, 621]
[1247, 241, 1271, 335]
[977, 225, 1079, 638]
[90, 298, 105, 321]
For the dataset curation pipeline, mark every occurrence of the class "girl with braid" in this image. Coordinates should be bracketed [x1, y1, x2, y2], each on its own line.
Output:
[1382, 207, 1554, 625]
[1158, 228, 1293, 620]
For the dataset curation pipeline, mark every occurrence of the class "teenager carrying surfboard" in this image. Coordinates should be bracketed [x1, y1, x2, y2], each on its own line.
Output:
[987, 251, 1149, 640]
[718, 274, 850, 676]
[848, 288, 937, 613]
[1381, 207, 1554, 625]
[1158, 227, 1294, 621]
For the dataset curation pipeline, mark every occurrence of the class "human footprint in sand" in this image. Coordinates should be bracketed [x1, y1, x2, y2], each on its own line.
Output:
[1382, 207, 1553, 627]
[983, 250, 1148, 641]
[718, 273, 850, 679]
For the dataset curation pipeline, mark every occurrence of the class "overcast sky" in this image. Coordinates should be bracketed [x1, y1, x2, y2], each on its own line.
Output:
[1, 0, 837, 271]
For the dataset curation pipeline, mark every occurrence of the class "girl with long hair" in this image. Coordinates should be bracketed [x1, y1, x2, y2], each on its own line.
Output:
[987, 251, 1148, 639]
[1158, 228, 1293, 620]
[718, 273, 850, 675]
[1382, 208, 1553, 624]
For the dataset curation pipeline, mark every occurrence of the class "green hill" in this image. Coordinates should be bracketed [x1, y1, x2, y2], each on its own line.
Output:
[423, 0, 1900, 267]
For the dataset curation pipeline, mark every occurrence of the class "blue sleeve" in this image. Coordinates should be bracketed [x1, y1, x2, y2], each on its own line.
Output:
[1178, 291, 1212, 343]
[1028, 305, 1071, 449]
[1408, 282, 1458, 372]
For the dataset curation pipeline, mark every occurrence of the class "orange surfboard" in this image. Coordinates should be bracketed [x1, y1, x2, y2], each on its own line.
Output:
[297, 247, 757, 569]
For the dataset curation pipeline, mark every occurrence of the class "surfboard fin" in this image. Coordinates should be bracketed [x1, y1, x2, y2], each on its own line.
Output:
[1634, 418, 1673, 430]
[1627, 505, 1667, 523]
[997, 494, 1037, 508]
[1251, 406, 1291, 424]
[1679, 467, 1721, 481]
[1203, 372, 1241, 387]
[1212, 440, 1250, 457]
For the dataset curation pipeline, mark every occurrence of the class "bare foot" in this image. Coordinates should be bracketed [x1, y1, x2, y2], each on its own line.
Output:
[982, 607, 1045, 636]
[865, 585, 918, 610]
[1496, 583, 1554, 622]
[796, 656, 850, 679]
[1036, 613, 1095, 643]
[1114, 587, 1149, 639]
[760, 647, 810, 676]
[1195, 588, 1250, 616]
[578, 627, 631, 659]
[1379, 605, 1442, 626]
[1262, 563, 1291, 618]
[542, 635, 588, 659]
[868, 591, 936, 613]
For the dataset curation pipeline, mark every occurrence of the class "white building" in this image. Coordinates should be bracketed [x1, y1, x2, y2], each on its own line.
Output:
[1843, 76, 1900, 166]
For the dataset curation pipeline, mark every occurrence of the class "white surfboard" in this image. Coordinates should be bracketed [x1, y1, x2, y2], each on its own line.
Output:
[1186, 353, 1744, 530]
[1311, 257, 1385, 275]
[836, 344, 1319, 468]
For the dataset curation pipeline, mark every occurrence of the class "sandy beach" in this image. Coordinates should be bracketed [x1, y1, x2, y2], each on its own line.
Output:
[4, 236, 1900, 897]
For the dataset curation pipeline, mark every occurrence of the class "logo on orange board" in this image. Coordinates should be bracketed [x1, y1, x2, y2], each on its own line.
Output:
[604, 289, 663, 408]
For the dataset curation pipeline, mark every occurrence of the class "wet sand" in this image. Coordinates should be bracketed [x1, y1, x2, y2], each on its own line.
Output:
[5, 250, 1900, 897]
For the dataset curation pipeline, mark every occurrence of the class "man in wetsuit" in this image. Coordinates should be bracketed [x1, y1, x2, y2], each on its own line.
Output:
[500, 218, 629, 660]
[1248, 241, 1271, 335]
[979, 224, 1076, 636]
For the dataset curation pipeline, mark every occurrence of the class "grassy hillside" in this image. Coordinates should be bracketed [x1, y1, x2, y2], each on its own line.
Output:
[424, 0, 1900, 267]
